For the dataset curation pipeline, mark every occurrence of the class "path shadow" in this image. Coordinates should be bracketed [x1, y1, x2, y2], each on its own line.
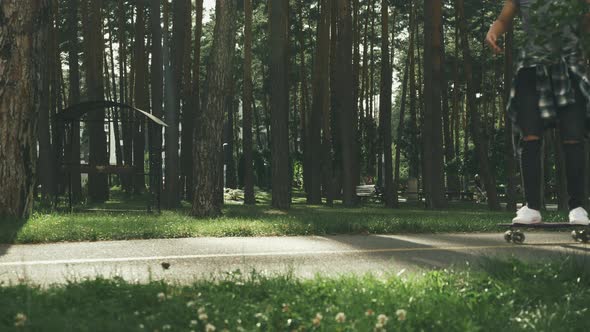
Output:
[0, 216, 27, 258]
[321, 233, 590, 273]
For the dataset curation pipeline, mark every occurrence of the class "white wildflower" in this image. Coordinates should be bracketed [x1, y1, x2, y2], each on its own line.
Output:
[377, 314, 388, 325]
[199, 313, 208, 321]
[162, 324, 171, 331]
[205, 323, 216, 332]
[157, 292, 166, 302]
[14, 313, 27, 327]
[190, 320, 198, 327]
[312, 312, 323, 327]
[396, 309, 407, 321]
[186, 301, 196, 308]
[335, 312, 346, 323]
[374, 322, 386, 332]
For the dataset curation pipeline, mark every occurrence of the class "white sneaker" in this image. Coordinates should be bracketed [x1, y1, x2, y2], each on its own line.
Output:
[569, 207, 590, 225]
[512, 206, 542, 224]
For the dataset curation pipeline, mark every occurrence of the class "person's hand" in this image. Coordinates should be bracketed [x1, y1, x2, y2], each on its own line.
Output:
[485, 31, 503, 54]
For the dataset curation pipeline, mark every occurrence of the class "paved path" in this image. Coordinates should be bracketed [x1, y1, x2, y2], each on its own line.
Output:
[1, 233, 589, 285]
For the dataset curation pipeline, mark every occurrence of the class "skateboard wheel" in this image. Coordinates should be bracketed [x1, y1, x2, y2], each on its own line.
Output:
[572, 230, 580, 242]
[512, 231, 525, 244]
[504, 230, 513, 243]
[579, 230, 589, 243]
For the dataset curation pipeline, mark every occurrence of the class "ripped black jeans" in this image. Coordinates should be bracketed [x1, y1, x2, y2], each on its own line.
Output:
[515, 67, 586, 211]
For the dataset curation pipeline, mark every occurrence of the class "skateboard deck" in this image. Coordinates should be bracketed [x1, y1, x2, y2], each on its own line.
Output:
[497, 223, 589, 244]
[497, 223, 587, 229]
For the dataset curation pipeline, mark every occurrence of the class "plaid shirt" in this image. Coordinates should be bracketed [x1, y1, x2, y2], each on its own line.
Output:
[507, 50, 590, 126]
[507, 0, 590, 133]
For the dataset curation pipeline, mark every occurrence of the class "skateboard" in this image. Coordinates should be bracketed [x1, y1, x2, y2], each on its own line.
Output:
[497, 223, 590, 244]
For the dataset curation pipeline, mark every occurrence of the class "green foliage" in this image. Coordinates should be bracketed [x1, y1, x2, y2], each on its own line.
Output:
[1, 259, 589, 331]
[2, 193, 572, 244]
[528, 0, 590, 57]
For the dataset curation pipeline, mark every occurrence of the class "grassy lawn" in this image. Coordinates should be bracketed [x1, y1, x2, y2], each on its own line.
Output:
[1, 259, 589, 331]
[0, 189, 569, 244]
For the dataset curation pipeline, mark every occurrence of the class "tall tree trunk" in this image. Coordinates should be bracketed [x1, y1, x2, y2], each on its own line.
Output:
[270, 0, 291, 209]
[133, 2, 148, 194]
[150, 0, 164, 210]
[187, 0, 203, 202]
[320, 0, 334, 205]
[0, 0, 48, 218]
[335, 0, 355, 207]
[360, 1, 369, 160]
[308, 0, 329, 205]
[83, 0, 109, 202]
[119, 0, 133, 192]
[299, 1, 311, 199]
[225, 91, 238, 189]
[441, 16, 459, 193]
[408, 2, 419, 181]
[456, 0, 501, 210]
[107, 16, 123, 172]
[352, 0, 361, 189]
[180, 0, 194, 200]
[452, 15, 462, 170]
[379, 0, 394, 207]
[243, 0, 256, 204]
[38, 3, 56, 205]
[503, 27, 518, 211]
[67, 0, 82, 202]
[367, 0, 376, 178]
[423, 0, 447, 208]
[192, 0, 236, 217]
[329, 1, 342, 198]
[164, 0, 186, 207]
[394, 52, 411, 207]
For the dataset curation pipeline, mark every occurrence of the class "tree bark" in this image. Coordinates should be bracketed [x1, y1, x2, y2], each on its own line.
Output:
[408, 2, 419, 181]
[67, 0, 82, 202]
[192, 0, 236, 217]
[185, 0, 203, 202]
[82, 0, 109, 202]
[352, 0, 361, 189]
[133, 2, 148, 194]
[164, 0, 186, 207]
[180, 0, 194, 200]
[243, 0, 256, 204]
[307, 0, 329, 205]
[319, 0, 334, 205]
[270, 0, 291, 209]
[423, 0, 447, 208]
[38, 3, 56, 205]
[379, 0, 394, 207]
[149, 0, 164, 209]
[0, 0, 49, 219]
[119, 0, 133, 192]
[456, 0, 501, 210]
[394, 52, 411, 207]
[335, 0, 355, 207]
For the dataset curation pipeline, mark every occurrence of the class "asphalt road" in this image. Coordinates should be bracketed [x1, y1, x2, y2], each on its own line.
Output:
[1, 232, 589, 285]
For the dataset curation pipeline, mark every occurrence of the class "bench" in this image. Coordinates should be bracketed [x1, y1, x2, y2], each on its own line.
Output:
[356, 185, 382, 202]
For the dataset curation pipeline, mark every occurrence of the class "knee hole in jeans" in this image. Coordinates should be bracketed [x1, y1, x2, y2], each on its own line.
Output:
[522, 135, 541, 142]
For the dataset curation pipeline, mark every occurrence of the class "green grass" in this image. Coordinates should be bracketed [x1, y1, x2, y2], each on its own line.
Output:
[1, 259, 589, 331]
[0, 189, 569, 244]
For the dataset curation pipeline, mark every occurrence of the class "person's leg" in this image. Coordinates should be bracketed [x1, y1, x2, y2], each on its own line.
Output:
[558, 77, 587, 212]
[515, 67, 544, 211]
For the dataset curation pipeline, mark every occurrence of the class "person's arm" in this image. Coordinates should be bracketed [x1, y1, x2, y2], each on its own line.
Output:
[486, 0, 518, 54]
